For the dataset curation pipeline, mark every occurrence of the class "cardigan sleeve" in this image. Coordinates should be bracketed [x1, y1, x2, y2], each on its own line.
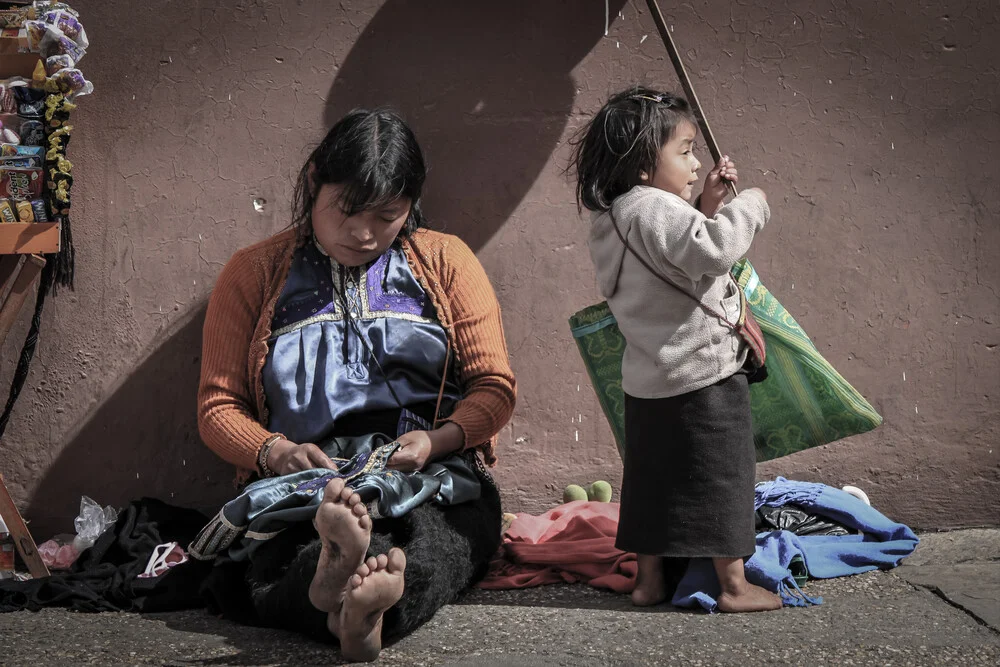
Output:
[634, 188, 769, 281]
[197, 248, 280, 471]
[439, 237, 517, 449]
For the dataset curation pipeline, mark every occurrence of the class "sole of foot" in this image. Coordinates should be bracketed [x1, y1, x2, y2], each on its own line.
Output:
[307, 477, 372, 613]
[336, 547, 407, 662]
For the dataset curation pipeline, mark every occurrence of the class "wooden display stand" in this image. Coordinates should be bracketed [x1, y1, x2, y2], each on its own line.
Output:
[0, 44, 57, 580]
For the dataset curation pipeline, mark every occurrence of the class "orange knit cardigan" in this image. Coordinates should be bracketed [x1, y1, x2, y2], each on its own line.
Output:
[197, 227, 516, 484]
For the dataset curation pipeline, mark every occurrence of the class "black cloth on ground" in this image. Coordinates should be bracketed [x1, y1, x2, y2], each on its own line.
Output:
[616, 372, 757, 558]
[755, 504, 851, 537]
[0, 498, 210, 613]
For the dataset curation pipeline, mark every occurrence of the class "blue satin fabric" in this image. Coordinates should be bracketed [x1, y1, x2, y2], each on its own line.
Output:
[263, 240, 462, 444]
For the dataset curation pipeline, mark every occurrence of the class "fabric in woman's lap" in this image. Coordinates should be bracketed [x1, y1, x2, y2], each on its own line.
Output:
[616, 372, 756, 559]
[248, 469, 502, 643]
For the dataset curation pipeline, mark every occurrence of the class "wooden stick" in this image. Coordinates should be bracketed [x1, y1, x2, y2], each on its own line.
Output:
[0, 474, 49, 579]
[0, 254, 45, 349]
[0, 255, 21, 297]
[644, 0, 738, 197]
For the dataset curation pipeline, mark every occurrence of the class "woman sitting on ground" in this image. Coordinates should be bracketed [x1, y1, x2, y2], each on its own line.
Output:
[196, 108, 516, 661]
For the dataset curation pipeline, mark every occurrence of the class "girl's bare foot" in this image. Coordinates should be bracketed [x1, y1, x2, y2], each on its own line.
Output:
[717, 583, 784, 612]
[631, 554, 668, 606]
[334, 547, 407, 662]
[712, 556, 782, 613]
[307, 477, 372, 613]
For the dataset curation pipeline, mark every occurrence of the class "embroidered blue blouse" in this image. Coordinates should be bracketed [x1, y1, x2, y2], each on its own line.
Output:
[262, 240, 462, 444]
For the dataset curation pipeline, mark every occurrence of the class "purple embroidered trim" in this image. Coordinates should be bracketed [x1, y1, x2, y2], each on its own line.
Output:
[366, 252, 426, 316]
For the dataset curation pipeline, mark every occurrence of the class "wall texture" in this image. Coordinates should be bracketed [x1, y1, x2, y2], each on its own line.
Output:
[1, 0, 996, 538]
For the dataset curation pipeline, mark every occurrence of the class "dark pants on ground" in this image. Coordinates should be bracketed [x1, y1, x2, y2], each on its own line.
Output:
[243, 463, 502, 643]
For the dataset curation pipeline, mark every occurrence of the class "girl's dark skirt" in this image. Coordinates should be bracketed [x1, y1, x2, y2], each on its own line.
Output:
[616, 372, 756, 559]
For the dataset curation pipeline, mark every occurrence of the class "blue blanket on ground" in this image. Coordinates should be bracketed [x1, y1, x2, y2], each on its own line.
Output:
[672, 477, 919, 611]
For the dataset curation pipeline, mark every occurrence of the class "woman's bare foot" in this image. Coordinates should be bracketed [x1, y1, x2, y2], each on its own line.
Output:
[307, 477, 372, 613]
[631, 554, 668, 606]
[334, 547, 407, 662]
[717, 583, 784, 612]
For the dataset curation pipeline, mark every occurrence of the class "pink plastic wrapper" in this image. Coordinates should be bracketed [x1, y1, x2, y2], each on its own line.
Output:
[38, 538, 81, 570]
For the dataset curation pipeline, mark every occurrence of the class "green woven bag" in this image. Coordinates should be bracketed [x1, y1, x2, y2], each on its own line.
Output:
[569, 259, 882, 462]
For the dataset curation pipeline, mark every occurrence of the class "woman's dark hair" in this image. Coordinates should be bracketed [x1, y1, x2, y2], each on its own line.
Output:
[292, 107, 427, 236]
[569, 86, 696, 212]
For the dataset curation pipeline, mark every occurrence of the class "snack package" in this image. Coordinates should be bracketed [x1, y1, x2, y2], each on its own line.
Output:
[1, 144, 43, 157]
[0, 126, 18, 145]
[42, 9, 88, 49]
[14, 84, 46, 118]
[24, 19, 86, 62]
[35, 3, 79, 18]
[30, 198, 49, 221]
[0, 198, 15, 223]
[47, 124, 71, 153]
[0, 167, 43, 200]
[0, 84, 16, 114]
[24, 19, 47, 50]
[44, 93, 75, 128]
[15, 199, 33, 222]
[0, 154, 42, 169]
[0, 4, 35, 30]
[35, 63, 92, 98]
[45, 54, 74, 75]
[20, 120, 44, 146]
[46, 154, 71, 174]
[48, 167, 71, 214]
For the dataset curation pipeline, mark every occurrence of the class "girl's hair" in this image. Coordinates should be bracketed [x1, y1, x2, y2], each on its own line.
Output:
[292, 108, 427, 236]
[570, 86, 696, 212]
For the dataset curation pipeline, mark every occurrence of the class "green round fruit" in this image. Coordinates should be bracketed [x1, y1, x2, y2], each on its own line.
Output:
[563, 484, 589, 504]
[588, 480, 613, 502]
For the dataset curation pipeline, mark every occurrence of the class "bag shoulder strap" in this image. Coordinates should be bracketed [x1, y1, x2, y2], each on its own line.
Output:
[610, 211, 739, 331]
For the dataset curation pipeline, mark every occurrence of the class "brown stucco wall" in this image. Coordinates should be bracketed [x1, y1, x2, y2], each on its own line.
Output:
[1, 0, 997, 538]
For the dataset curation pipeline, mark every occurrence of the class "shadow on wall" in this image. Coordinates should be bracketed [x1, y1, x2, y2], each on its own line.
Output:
[324, 0, 626, 251]
[26, 306, 234, 538]
[24, 2, 629, 533]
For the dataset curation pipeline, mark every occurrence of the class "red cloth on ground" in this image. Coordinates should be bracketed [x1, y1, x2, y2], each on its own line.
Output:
[477, 500, 637, 593]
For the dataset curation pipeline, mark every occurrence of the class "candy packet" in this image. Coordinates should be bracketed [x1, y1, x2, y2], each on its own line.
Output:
[0, 198, 15, 223]
[30, 198, 49, 221]
[42, 9, 88, 49]
[0, 154, 43, 169]
[33, 61, 92, 98]
[45, 54, 74, 75]
[13, 84, 46, 118]
[25, 19, 86, 62]
[0, 4, 34, 30]
[15, 199, 33, 221]
[0, 166, 43, 200]
[1, 144, 43, 157]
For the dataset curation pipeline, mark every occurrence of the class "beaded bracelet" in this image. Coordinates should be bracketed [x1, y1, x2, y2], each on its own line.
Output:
[257, 434, 283, 478]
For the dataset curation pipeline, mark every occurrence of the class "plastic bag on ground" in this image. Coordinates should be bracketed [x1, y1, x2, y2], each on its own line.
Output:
[38, 535, 79, 569]
[72, 496, 118, 552]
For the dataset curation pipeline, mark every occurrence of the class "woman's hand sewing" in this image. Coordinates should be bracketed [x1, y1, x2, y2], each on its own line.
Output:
[387, 422, 465, 472]
[267, 438, 337, 475]
[699, 155, 738, 216]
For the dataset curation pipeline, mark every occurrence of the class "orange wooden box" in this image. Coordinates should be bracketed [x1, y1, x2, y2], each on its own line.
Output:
[0, 222, 60, 254]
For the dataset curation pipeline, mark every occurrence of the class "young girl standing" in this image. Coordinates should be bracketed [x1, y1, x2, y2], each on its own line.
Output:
[572, 86, 782, 612]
